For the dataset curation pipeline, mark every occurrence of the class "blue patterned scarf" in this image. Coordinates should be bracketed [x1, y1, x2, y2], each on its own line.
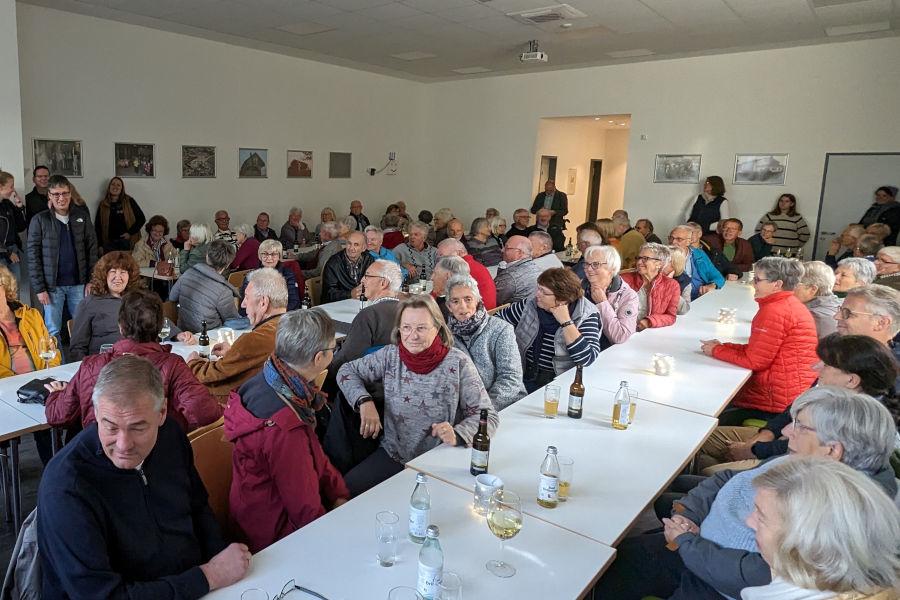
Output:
[262, 355, 325, 425]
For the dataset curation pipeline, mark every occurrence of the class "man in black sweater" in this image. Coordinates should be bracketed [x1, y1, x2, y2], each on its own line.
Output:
[24, 165, 50, 225]
[37, 356, 250, 599]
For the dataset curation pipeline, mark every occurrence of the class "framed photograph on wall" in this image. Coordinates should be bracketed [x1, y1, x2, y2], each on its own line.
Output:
[239, 148, 268, 178]
[182, 145, 216, 178]
[32, 139, 83, 177]
[733, 154, 788, 185]
[287, 150, 312, 178]
[653, 154, 701, 183]
[115, 143, 155, 178]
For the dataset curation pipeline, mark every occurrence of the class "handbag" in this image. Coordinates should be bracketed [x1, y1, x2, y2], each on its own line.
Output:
[16, 377, 56, 405]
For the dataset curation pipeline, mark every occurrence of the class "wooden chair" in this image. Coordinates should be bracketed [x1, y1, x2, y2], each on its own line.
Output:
[161, 301, 179, 325]
[487, 303, 509, 316]
[66, 319, 73, 338]
[228, 269, 250, 289]
[187, 416, 224, 441]
[314, 369, 327, 389]
[190, 423, 233, 534]
[306, 276, 322, 306]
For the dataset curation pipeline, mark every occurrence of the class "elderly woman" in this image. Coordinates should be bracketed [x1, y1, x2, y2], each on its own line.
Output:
[620, 243, 681, 331]
[833, 257, 877, 297]
[490, 216, 507, 245]
[743, 457, 899, 600]
[445, 275, 525, 410]
[748, 222, 777, 261]
[225, 309, 349, 552]
[364, 225, 400, 265]
[230, 223, 261, 271]
[825, 224, 865, 268]
[380, 213, 405, 249]
[793, 260, 842, 338]
[239, 239, 301, 315]
[338, 295, 498, 495]
[45, 289, 220, 432]
[178, 223, 212, 272]
[581, 245, 638, 349]
[170, 219, 191, 249]
[0, 265, 59, 377]
[665, 246, 693, 315]
[873, 246, 900, 290]
[431, 255, 469, 321]
[498, 268, 602, 392]
[465, 217, 502, 267]
[132, 214, 176, 268]
[69, 251, 143, 361]
[315, 207, 336, 238]
[702, 257, 819, 424]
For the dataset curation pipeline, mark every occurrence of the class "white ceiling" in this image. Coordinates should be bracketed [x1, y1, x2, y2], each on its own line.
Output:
[18, 0, 900, 81]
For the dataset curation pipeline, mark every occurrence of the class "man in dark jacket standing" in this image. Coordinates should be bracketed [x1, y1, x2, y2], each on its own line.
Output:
[530, 179, 568, 228]
[322, 231, 374, 303]
[37, 356, 250, 599]
[24, 165, 50, 225]
[26, 174, 97, 341]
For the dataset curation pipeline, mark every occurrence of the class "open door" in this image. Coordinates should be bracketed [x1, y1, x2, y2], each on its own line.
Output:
[586, 159, 602, 222]
[539, 155, 557, 187]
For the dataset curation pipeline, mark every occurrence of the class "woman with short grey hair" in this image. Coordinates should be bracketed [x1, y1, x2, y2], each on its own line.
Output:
[833, 257, 877, 296]
[178, 223, 212, 272]
[582, 245, 638, 348]
[793, 260, 841, 338]
[231, 223, 261, 271]
[873, 246, 900, 290]
[445, 275, 526, 410]
[225, 308, 350, 552]
[621, 242, 681, 331]
[431, 255, 470, 320]
[490, 216, 507, 245]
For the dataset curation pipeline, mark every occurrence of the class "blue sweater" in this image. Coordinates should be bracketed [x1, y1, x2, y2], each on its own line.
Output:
[688, 247, 725, 300]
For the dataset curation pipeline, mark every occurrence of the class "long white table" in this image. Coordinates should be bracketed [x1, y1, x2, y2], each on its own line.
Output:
[314, 298, 362, 326]
[206, 469, 616, 600]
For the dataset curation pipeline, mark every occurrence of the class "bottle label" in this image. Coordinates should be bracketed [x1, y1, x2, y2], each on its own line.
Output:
[417, 562, 442, 599]
[198, 344, 210, 358]
[538, 474, 559, 501]
[617, 401, 632, 426]
[409, 506, 429, 539]
[471, 448, 489, 470]
[568, 394, 582, 411]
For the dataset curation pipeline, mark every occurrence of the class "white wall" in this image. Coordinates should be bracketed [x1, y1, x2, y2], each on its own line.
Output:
[16, 4, 427, 231]
[423, 37, 900, 241]
[0, 0, 24, 190]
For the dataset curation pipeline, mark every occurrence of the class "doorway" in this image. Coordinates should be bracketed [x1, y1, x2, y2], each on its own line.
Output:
[586, 159, 603, 222]
[539, 155, 557, 185]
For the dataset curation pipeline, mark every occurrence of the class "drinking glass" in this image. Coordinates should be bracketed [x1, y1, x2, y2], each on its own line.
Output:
[485, 489, 523, 578]
[558, 457, 574, 502]
[218, 327, 235, 346]
[387, 587, 422, 600]
[158, 318, 172, 342]
[375, 510, 399, 567]
[473, 474, 503, 515]
[99, 344, 114, 354]
[543, 385, 560, 418]
[438, 572, 462, 600]
[38, 336, 57, 369]
[652, 353, 674, 376]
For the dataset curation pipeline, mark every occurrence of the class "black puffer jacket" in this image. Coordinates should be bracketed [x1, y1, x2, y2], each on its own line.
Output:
[26, 206, 97, 293]
[0, 198, 26, 253]
[321, 250, 374, 303]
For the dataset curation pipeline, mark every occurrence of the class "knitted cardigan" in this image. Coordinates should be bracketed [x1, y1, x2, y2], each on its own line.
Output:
[452, 316, 527, 410]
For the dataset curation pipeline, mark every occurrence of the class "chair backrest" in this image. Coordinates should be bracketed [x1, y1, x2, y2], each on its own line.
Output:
[187, 416, 224, 441]
[190, 424, 233, 534]
[66, 320, 73, 338]
[161, 301, 179, 324]
[487, 303, 509, 316]
[306, 276, 322, 306]
[228, 269, 250, 289]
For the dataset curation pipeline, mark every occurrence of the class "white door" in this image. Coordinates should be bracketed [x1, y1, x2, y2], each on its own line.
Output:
[813, 153, 900, 260]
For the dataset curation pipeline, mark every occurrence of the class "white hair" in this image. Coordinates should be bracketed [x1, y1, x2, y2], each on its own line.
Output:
[434, 255, 469, 277]
[189, 223, 211, 245]
[372, 259, 402, 291]
[583, 244, 622, 276]
[577, 229, 603, 245]
[246, 267, 289, 309]
[845, 284, 900, 335]
[837, 257, 876, 285]
[289, 206, 302, 216]
[799, 261, 835, 297]
[640, 242, 671, 267]
[445, 275, 482, 305]
[408, 220, 430, 235]
[235, 223, 253, 237]
[876, 245, 900, 263]
[437, 238, 467, 257]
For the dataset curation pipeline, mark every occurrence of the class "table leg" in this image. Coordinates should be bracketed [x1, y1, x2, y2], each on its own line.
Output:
[10, 437, 21, 532]
[51, 427, 62, 455]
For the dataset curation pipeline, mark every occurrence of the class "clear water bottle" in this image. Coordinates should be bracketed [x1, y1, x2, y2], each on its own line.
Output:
[612, 380, 636, 430]
[416, 525, 443, 600]
[409, 473, 430, 543]
[536, 446, 560, 509]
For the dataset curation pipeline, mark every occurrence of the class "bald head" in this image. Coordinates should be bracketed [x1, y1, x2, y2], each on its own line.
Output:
[503, 234, 533, 263]
[437, 238, 467, 258]
[345, 231, 366, 261]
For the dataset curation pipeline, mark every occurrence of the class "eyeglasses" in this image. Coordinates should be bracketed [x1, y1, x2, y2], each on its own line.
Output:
[790, 420, 817, 435]
[319, 346, 337, 354]
[584, 261, 607, 270]
[399, 324, 435, 335]
[875, 256, 899, 265]
[48, 191, 71, 200]
[363, 273, 385, 280]
[837, 307, 878, 320]
[260, 252, 280, 258]
[635, 256, 661, 263]
[669, 236, 690, 243]
[274, 579, 328, 600]
[752, 276, 770, 284]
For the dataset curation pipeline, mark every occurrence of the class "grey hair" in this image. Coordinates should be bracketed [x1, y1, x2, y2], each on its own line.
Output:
[246, 267, 289, 309]
[752, 456, 900, 594]
[259, 238, 283, 255]
[445, 275, 482, 305]
[490, 217, 506, 234]
[790, 386, 896, 473]
[289, 206, 302, 216]
[799, 261, 835, 297]
[671, 224, 693, 237]
[577, 229, 603, 245]
[408, 220, 430, 235]
[435, 208, 454, 223]
[641, 242, 671, 267]
[372, 259, 402, 291]
[583, 244, 621, 276]
[844, 284, 900, 335]
[340, 215, 356, 229]
[612, 214, 630, 228]
[434, 255, 470, 277]
[235, 223, 253, 238]
[275, 308, 334, 371]
[755, 256, 804, 290]
[205, 239, 236, 270]
[837, 257, 876, 285]
[528, 230, 553, 252]
[321, 222, 339, 236]
[437, 238, 467, 257]
[189, 223, 211, 245]
[876, 245, 900, 263]
[91, 355, 164, 412]
[470, 217, 489, 237]
[364, 225, 382, 235]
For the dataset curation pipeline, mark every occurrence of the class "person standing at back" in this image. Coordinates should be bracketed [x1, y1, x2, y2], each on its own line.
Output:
[25, 165, 50, 225]
[684, 175, 729, 235]
[531, 179, 568, 229]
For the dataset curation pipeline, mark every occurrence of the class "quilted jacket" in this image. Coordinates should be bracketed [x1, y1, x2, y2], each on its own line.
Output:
[620, 272, 681, 328]
[712, 291, 819, 413]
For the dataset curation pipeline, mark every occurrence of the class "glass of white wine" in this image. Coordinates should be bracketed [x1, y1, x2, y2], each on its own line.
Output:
[158, 318, 172, 343]
[38, 336, 57, 370]
[485, 489, 523, 578]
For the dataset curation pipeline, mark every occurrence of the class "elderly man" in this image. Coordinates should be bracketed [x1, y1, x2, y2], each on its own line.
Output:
[702, 218, 755, 274]
[431, 255, 470, 320]
[393, 220, 438, 281]
[570, 226, 603, 278]
[635, 218, 662, 244]
[437, 238, 496, 309]
[38, 356, 250, 598]
[526, 208, 564, 252]
[528, 231, 564, 273]
[446, 218, 466, 245]
[349, 199, 370, 231]
[507, 208, 531, 239]
[494, 235, 541, 306]
[280, 206, 311, 248]
[597, 386, 898, 600]
[322, 230, 374, 303]
[169, 240, 240, 333]
[302, 222, 344, 279]
[531, 179, 568, 228]
[670, 224, 724, 299]
[612, 214, 647, 270]
[836, 283, 900, 352]
[188, 268, 288, 401]
[254, 211, 278, 242]
[825, 223, 865, 268]
[212, 210, 236, 246]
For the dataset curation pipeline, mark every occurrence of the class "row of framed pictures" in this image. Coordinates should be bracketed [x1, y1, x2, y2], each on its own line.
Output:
[653, 153, 789, 186]
[32, 139, 353, 179]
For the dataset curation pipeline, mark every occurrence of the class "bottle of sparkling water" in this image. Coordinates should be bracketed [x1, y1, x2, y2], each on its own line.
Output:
[409, 473, 430, 543]
[612, 380, 636, 430]
[537, 446, 560, 509]
[416, 525, 443, 600]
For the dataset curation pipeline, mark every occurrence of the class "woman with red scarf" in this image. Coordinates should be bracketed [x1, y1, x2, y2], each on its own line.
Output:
[337, 294, 499, 496]
[224, 309, 349, 553]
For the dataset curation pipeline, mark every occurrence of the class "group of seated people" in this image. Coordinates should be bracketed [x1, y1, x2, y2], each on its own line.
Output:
[2, 169, 898, 599]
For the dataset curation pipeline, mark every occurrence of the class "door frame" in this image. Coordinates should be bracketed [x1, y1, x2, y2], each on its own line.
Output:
[586, 159, 603, 222]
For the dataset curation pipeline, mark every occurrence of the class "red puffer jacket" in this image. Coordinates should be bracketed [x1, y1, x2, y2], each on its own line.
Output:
[712, 291, 819, 413]
[45, 338, 222, 432]
[620, 272, 681, 328]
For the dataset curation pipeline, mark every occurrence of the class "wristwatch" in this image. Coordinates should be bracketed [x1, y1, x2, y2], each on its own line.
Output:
[559, 320, 574, 328]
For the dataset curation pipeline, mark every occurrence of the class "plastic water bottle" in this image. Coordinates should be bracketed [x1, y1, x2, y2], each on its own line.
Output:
[416, 525, 443, 600]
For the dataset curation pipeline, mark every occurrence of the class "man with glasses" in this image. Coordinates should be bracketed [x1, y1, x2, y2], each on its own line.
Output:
[701, 218, 754, 275]
[253, 211, 278, 242]
[493, 235, 541, 306]
[506, 208, 531, 239]
[669, 224, 724, 299]
[25, 165, 50, 225]
[212, 210, 236, 247]
[835, 285, 900, 378]
[27, 174, 97, 342]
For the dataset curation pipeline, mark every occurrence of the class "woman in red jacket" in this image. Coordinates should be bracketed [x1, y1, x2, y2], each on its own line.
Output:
[44, 288, 221, 432]
[620, 243, 681, 331]
[701, 257, 819, 425]
[224, 308, 349, 553]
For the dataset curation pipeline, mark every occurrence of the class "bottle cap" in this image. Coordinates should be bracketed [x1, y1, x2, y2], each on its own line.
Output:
[425, 525, 440, 538]
[479, 408, 488, 418]
[416, 473, 427, 483]
[547, 445, 557, 454]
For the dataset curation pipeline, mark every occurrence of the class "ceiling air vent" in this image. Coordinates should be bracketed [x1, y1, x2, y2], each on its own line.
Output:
[507, 4, 587, 26]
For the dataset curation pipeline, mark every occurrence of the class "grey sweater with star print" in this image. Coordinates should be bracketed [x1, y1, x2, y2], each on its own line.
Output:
[337, 344, 499, 463]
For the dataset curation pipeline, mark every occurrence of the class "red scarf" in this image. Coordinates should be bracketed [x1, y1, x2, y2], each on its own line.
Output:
[398, 336, 449, 375]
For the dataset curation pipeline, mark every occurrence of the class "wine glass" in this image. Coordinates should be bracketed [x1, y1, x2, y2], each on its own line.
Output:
[485, 489, 523, 578]
[38, 336, 57, 370]
[158, 318, 172, 342]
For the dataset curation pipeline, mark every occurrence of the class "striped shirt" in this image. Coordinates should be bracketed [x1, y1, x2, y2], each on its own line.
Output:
[755, 213, 810, 250]
[498, 299, 602, 372]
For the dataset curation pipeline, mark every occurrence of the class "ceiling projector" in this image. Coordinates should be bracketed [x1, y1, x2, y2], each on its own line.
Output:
[520, 40, 548, 63]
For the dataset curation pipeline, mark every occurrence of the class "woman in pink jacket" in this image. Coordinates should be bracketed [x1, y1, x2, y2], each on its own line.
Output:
[620, 243, 681, 331]
[581, 244, 638, 349]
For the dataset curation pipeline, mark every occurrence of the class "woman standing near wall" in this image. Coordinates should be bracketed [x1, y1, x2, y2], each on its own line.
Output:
[755, 193, 811, 254]
[95, 177, 146, 254]
[684, 176, 729, 235]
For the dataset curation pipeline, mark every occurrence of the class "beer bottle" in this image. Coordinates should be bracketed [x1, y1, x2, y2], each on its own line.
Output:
[612, 380, 636, 430]
[567, 365, 584, 419]
[198, 320, 210, 358]
[470, 409, 490, 476]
